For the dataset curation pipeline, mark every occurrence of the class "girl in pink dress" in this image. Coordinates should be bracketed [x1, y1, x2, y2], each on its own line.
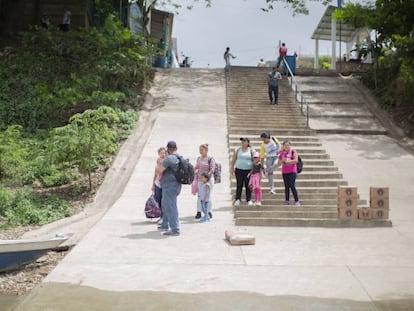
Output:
[248, 152, 264, 206]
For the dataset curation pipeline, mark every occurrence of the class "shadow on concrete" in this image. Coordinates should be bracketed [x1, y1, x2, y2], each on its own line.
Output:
[14, 282, 414, 311]
[121, 231, 166, 240]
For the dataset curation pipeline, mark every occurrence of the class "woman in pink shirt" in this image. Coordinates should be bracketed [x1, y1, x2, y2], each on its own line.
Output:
[277, 141, 300, 206]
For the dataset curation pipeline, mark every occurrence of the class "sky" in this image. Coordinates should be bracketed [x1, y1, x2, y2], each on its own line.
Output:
[169, 0, 340, 68]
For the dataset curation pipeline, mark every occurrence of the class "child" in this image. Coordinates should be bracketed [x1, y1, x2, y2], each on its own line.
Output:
[248, 152, 264, 206]
[152, 147, 167, 223]
[199, 172, 211, 222]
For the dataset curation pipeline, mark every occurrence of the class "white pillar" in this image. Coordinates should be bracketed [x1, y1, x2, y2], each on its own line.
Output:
[314, 39, 319, 69]
[331, 14, 337, 70]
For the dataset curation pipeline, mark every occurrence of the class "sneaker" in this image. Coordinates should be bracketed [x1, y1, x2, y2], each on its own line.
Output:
[274, 102, 278, 105]
[200, 216, 210, 223]
[256, 202, 262, 206]
[247, 201, 254, 206]
[157, 226, 169, 232]
[195, 212, 202, 219]
[270, 189, 276, 195]
[283, 200, 290, 205]
[234, 199, 241, 206]
[208, 212, 213, 219]
[162, 231, 180, 236]
[295, 201, 301, 206]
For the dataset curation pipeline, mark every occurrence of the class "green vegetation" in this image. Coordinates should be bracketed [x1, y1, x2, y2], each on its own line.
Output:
[0, 13, 154, 227]
[335, 0, 414, 125]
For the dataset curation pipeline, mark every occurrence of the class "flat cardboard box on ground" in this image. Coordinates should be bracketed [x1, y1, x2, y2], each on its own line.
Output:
[371, 208, 389, 220]
[358, 208, 372, 220]
[338, 207, 358, 220]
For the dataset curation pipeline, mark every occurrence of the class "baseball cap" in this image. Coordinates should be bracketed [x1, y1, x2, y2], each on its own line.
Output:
[166, 140, 177, 149]
[240, 137, 250, 143]
[253, 152, 260, 158]
[260, 132, 270, 138]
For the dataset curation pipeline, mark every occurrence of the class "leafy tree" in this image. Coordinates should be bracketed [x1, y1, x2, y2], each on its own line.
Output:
[335, 0, 414, 108]
[50, 106, 120, 190]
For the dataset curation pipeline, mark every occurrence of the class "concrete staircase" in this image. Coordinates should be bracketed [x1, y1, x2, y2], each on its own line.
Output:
[226, 66, 391, 227]
[294, 75, 388, 135]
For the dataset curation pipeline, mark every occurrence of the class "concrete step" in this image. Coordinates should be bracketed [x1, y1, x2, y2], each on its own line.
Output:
[229, 153, 330, 159]
[230, 172, 343, 180]
[230, 179, 347, 187]
[234, 210, 338, 219]
[234, 205, 337, 211]
[235, 217, 393, 227]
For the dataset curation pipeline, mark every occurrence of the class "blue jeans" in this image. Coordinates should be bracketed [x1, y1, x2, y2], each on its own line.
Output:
[201, 201, 209, 218]
[268, 85, 279, 104]
[160, 182, 182, 232]
[197, 176, 214, 213]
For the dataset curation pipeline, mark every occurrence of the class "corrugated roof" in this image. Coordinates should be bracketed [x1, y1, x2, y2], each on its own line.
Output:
[311, 5, 359, 42]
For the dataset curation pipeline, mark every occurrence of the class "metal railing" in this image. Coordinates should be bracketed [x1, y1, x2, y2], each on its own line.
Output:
[282, 58, 310, 128]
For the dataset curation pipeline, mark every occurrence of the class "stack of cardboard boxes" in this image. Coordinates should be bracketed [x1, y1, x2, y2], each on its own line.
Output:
[337, 186, 390, 220]
[337, 186, 358, 219]
[370, 187, 389, 219]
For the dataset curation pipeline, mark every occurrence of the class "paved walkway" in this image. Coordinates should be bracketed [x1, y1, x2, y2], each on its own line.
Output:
[16, 69, 414, 311]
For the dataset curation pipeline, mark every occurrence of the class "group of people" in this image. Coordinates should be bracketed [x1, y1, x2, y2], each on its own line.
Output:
[230, 132, 300, 207]
[151, 141, 217, 236]
[150, 135, 300, 236]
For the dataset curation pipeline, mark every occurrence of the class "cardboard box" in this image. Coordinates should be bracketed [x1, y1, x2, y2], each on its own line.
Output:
[338, 207, 358, 220]
[370, 197, 389, 209]
[370, 187, 389, 199]
[371, 208, 389, 220]
[338, 186, 358, 198]
[358, 208, 372, 220]
[338, 197, 358, 209]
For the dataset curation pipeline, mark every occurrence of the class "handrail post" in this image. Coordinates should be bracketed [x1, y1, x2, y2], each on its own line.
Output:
[307, 105, 310, 128]
[295, 85, 298, 103]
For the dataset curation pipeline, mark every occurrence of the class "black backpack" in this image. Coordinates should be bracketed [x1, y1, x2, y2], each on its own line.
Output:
[293, 150, 303, 174]
[174, 155, 195, 185]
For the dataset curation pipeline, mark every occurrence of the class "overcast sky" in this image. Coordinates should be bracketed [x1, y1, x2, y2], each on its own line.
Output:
[170, 0, 339, 68]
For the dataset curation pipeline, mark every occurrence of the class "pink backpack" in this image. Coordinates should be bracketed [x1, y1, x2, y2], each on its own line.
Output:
[144, 195, 161, 218]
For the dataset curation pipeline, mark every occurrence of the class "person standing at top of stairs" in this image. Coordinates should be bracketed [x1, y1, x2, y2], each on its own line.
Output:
[224, 47, 236, 73]
[267, 67, 282, 105]
[276, 42, 288, 68]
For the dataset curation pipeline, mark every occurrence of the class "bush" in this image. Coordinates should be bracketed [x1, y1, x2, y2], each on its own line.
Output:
[3, 188, 72, 225]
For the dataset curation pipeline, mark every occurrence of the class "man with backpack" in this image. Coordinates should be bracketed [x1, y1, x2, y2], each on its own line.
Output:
[156, 141, 182, 236]
[267, 67, 282, 105]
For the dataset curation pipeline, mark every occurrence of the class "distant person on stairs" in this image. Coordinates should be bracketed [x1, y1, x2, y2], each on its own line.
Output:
[268, 67, 282, 105]
[257, 59, 267, 67]
[277, 141, 300, 206]
[276, 42, 288, 68]
[260, 132, 281, 194]
[231, 137, 254, 206]
[224, 47, 236, 72]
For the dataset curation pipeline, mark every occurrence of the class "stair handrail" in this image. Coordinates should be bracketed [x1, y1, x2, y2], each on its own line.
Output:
[282, 58, 310, 128]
